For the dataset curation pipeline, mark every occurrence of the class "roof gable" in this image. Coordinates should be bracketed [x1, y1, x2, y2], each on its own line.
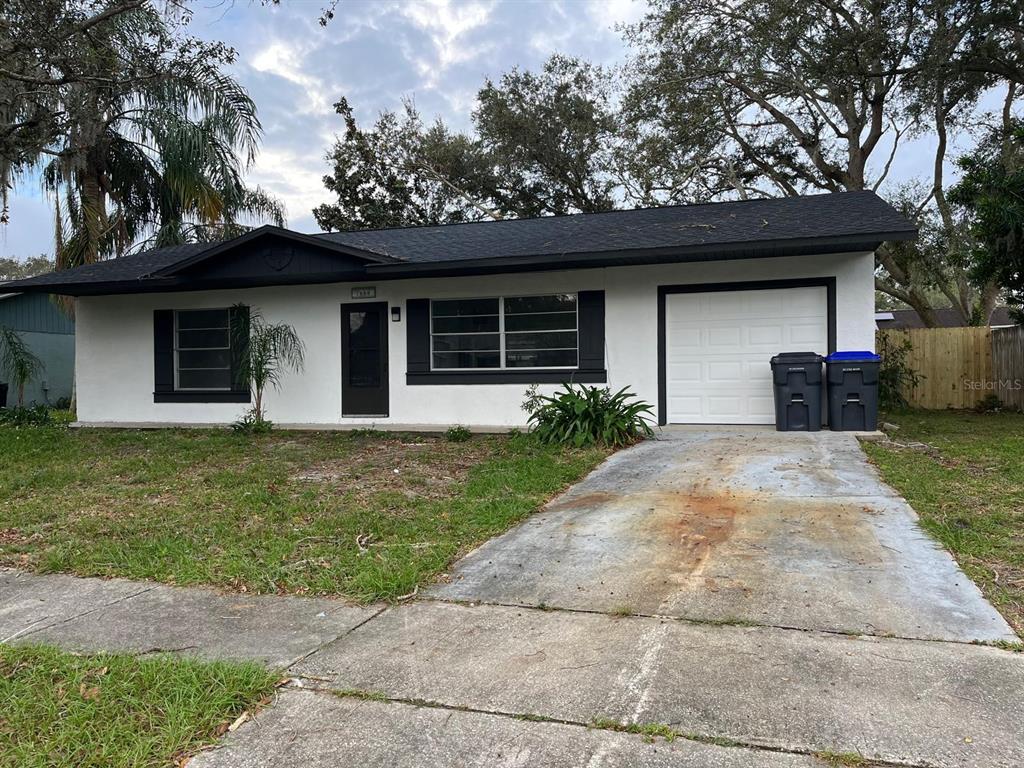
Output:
[150, 226, 396, 279]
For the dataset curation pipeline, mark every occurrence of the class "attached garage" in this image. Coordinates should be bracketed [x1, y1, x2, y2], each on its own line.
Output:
[659, 280, 834, 425]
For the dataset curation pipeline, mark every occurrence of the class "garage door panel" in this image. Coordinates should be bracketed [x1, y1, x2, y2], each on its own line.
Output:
[668, 362, 701, 383]
[707, 361, 743, 381]
[665, 286, 828, 424]
[668, 396, 703, 419]
[707, 326, 742, 346]
[748, 325, 784, 345]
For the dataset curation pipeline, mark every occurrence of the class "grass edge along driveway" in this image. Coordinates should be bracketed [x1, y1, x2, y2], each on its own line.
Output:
[0, 428, 611, 602]
[862, 410, 1024, 639]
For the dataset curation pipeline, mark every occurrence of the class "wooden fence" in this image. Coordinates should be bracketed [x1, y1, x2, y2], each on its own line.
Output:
[991, 325, 1024, 411]
[876, 327, 993, 409]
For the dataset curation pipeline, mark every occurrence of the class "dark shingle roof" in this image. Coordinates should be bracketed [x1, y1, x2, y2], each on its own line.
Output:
[317, 191, 914, 262]
[877, 307, 1016, 329]
[1, 191, 915, 293]
[2, 242, 211, 290]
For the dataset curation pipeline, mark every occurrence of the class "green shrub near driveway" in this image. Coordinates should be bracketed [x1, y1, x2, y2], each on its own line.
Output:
[0, 427, 609, 602]
[522, 384, 655, 447]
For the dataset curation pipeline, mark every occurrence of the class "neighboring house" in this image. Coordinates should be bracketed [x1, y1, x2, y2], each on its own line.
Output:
[0, 191, 915, 427]
[875, 307, 1017, 330]
[0, 293, 75, 407]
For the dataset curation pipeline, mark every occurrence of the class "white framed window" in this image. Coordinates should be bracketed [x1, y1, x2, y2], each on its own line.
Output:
[173, 308, 233, 390]
[430, 294, 578, 371]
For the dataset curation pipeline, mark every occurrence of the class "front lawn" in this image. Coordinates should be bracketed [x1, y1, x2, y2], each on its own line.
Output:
[0, 644, 277, 768]
[0, 427, 609, 601]
[862, 410, 1024, 635]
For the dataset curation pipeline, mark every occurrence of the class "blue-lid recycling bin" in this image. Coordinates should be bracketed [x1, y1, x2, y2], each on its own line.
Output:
[826, 351, 881, 431]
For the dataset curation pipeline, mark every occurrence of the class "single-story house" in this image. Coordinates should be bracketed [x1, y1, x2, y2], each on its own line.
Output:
[0, 292, 75, 407]
[875, 307, 1017, 330]
[0, 191, 915, 428]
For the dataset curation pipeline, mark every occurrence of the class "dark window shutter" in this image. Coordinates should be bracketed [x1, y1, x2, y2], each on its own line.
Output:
[406, 298, 430, 373]
[229, 304, 250, 393]
[153, 310, 175, 393]
[577, 291, 605, 371]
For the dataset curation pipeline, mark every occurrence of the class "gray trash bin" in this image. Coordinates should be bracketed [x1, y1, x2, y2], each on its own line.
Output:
[826, 351, 881, 431]
[770, 352, 824, 431]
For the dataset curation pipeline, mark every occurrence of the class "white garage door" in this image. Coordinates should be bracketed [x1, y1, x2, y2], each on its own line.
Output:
[665, 286, 829, 424]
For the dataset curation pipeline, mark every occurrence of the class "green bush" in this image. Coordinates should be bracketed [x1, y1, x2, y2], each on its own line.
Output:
[0, 405, 55, 427]
[877, 333, 922, 410]
[230, 409, 273, 434]
[522, 384, 655, 447]
[445, 425, 472, 442]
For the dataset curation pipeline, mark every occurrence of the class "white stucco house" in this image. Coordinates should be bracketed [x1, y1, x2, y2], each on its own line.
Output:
[0, 192, 915, 428]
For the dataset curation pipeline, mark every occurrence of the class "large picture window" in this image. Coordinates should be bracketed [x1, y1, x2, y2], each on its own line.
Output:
[431, 294, 578, 370]
[174, 308, 232, 390]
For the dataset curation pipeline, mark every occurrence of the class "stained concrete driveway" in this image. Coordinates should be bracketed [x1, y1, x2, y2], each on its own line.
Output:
[431, 427, 1016, 642]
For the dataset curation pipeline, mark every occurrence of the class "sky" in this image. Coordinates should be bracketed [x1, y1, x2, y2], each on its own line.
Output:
[1, 0, 643, 259]
[0, 0, 999, 261]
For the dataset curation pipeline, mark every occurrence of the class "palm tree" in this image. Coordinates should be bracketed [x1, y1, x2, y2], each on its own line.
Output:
[233, 307, 305, 425]
[0, 325, 44, 406]
[11, 4, 285, 275]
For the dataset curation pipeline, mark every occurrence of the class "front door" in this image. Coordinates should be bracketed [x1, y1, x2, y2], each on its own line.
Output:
[341, 302, 389, 417]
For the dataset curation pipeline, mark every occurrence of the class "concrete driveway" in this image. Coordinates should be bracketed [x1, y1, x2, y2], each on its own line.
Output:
[430, 427, 1015, 642]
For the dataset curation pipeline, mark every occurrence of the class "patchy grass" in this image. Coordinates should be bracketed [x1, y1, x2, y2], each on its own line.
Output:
[862, 410, 1024, 635]
[0, 427, 609, 602]
[0, 644, 277, 768]
[591, 718, 678, 743]
[813, 751, 870, 767]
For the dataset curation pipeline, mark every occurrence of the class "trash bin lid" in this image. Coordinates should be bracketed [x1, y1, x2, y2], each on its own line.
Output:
[826, 351, 881, 362]
[770, 351, 824, 364]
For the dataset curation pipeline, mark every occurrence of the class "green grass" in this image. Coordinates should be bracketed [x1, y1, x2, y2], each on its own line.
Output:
[0, 427, 609, 602]
[0, 644, 277, 768]
[862, 410, 1024, 635]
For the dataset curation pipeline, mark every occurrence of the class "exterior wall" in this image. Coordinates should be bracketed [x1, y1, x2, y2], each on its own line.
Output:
[0, 294, 76, 407]
[75, 251, 875, 427]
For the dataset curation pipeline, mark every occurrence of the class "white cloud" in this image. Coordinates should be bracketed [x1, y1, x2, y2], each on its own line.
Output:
[250, 40, 336, 116]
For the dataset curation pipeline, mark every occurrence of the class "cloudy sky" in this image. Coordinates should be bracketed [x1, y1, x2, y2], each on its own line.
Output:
[1, 0, 994, 261]
[1, 0, 643, 259]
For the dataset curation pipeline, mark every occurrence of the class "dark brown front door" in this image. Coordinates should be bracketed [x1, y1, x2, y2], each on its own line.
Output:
[341, 302, 389, 416]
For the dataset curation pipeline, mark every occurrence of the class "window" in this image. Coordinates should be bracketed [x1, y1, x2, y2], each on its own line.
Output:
[174, 308, 232, 390]
[431, 294, 578, 370]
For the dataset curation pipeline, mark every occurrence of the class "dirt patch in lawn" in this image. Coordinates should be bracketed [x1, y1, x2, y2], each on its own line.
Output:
[291, 436, 496, 504]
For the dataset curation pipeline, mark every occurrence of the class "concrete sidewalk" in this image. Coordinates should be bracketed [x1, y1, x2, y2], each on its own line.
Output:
[3, 569, 1023, 767]
[0, 569, 379, 667]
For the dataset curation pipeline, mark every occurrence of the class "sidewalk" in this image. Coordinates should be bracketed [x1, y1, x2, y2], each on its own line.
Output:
[3, 568, 1023, 767]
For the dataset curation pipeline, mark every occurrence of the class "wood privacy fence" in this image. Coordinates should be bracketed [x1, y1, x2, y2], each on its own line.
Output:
[992, 326, 1024, 411]
[876, 325, 1024, 410]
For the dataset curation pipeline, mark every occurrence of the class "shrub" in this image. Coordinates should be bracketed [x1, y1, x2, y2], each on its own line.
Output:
[0, 404, 55, 426]
[522, 383, 655, 447]
[877, 334, 922, 410]
[445, 425, 472, 442]
[231, 409, 274, 434]
[975, 393, 1003, 413]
